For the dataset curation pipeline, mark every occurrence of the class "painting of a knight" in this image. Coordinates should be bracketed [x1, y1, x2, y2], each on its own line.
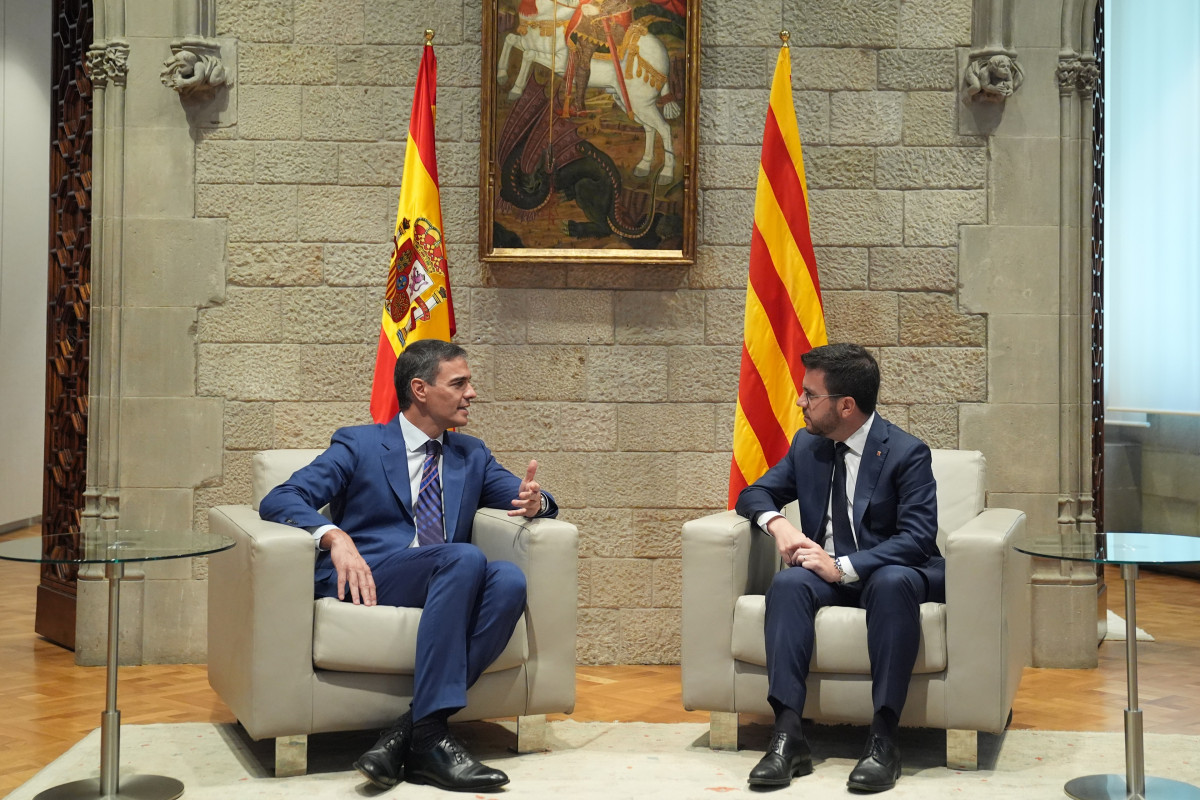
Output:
[489, 0, 691, 253]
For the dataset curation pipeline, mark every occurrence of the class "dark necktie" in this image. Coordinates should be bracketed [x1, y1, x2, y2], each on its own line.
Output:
[831, 442, 857, 555]
[414, 440, 444, 546]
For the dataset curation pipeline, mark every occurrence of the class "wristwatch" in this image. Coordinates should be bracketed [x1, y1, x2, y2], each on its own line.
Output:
[833, 556, 848, 583]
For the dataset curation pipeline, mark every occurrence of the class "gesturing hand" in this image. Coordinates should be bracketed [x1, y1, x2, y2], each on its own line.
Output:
[509, 459, 544, 518]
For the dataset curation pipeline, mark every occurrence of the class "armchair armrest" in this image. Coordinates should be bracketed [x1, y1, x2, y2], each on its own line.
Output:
[681, 510, 779, 712]
[471, 508, 579, 715]
[943, 507, 1030, 733]
[208, 504, 319, 740]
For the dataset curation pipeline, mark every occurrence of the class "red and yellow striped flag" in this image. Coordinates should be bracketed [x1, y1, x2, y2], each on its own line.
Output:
[370, 36, 456, 423]
[728, 41, 827, 508]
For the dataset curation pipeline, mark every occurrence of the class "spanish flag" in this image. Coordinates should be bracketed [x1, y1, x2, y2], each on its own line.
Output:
[728, 39, 827, 508]
[369, 34, 456, 423]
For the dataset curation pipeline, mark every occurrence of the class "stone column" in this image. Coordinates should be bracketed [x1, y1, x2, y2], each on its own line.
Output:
[76, 0, 230, 665]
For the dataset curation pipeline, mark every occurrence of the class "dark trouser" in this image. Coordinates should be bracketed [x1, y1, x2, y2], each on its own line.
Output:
[763, 563, 941, 722]
[318, 543, 527, 721]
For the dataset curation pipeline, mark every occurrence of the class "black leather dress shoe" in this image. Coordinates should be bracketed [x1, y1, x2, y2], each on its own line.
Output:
[847, 734, 901, 792]
[748, 732, 813, 788]
[353, 714, 412, 789]
[407, 732, 510, 792]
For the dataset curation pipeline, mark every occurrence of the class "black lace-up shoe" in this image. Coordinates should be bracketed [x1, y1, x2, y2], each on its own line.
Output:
[353, 713, 412, 788]
[406, 732, 509, 792]
[748, 731, 813, 788]
[847, 734, 901, 792]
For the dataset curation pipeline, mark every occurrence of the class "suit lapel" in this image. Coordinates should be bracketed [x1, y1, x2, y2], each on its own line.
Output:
[853, 415, 890, 533]
[441, 433, 467, 542]
[381, 420, 414, 517]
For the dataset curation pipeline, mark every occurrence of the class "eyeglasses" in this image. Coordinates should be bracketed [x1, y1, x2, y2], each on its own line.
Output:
[799, 389, 845, 405]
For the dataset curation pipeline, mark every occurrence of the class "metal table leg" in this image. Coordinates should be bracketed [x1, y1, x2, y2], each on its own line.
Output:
[34, 563, 185, 800]
[1064, 564, 1200, 800]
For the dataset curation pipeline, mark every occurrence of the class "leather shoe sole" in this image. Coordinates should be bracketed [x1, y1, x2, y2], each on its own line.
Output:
[354, 756, 402, 790]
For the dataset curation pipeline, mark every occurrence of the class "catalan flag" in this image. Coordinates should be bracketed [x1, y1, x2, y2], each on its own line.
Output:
[370, 34, 456, 423]
[728, 39, 827, 508]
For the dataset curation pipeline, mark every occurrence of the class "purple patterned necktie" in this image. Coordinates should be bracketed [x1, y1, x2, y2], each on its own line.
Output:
[414, 439, 444, 546]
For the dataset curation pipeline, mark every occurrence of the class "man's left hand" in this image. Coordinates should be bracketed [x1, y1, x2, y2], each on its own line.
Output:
[791, 539, 840, 582]
[509, 459, 543, 517]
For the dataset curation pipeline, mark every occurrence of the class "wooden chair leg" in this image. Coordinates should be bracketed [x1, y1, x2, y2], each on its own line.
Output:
[709, 711, 738, 750]
[517, 714, 547, 753]
[946, 729, 978, 770]
[275, 734, 308, 777]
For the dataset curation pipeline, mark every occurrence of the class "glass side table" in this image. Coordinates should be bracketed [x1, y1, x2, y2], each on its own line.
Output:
[0, 531, 234, 800]
[1015, 531, 1200, 800]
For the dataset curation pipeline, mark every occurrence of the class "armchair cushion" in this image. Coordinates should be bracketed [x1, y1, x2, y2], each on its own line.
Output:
[311, 600, 529, 675]
[730, 598, 948, 674]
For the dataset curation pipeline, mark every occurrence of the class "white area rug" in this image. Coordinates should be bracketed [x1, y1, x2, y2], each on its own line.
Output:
[1105, 608, 1155, 641]
[7, 721, 1199, 799]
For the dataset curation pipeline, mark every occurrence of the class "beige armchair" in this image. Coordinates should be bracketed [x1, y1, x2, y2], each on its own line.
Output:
[207, 449, 578, 777]
[681, 449, 1029, 769]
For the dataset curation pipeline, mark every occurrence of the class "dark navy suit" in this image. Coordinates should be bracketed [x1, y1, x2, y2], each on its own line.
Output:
[735, 415, 943, 720]
[259, 417, 558, 720]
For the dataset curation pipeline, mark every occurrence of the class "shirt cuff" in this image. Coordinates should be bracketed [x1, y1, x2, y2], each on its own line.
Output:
[308, 524, 337, 550]
[756, 511, 784, 533]
[836, 555, 861, 584]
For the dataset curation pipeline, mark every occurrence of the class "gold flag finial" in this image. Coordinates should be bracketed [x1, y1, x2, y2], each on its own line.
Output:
[425, 29, 435, 45]
[780, 30, 790, 46]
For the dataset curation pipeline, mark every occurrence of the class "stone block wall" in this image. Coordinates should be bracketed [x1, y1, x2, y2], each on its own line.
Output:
[185, 0, 1001, 665]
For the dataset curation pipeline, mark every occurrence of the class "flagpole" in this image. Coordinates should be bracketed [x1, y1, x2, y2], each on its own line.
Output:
[726, 27, 827, 507]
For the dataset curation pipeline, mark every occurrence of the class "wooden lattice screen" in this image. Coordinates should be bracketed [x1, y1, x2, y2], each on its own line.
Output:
[38, 0, 93, 648]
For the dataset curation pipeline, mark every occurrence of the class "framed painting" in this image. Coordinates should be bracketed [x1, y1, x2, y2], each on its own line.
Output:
[480, 0, 699, 266]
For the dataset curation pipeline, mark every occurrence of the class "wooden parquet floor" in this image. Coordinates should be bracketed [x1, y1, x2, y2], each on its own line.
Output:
[2, 525, 1199, 795]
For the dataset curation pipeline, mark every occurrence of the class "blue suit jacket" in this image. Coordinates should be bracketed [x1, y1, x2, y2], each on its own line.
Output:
[735, 415, 943, 591]
[259, 417, 559, 588]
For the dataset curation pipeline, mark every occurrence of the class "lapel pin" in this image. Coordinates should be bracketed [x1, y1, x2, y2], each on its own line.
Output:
[876, 450, 881, 457]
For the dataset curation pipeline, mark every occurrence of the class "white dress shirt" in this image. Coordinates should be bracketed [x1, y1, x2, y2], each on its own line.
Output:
[756, 412, 876, 584]
[311, 413, 443, 548]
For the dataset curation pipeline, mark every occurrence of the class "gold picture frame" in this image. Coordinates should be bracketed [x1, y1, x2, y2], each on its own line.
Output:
[480, 0, 700, 266]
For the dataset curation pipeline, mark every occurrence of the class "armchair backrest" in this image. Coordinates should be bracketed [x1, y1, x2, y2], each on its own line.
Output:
[251, 449, 324, 510]
[779, 448, 986, 553]
[929, 449, 986, 543]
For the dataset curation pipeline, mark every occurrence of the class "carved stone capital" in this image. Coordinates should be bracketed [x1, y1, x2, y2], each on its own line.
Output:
[1056, 58, 1101, 96]
[85, 43, 109, 86]
[104, 41, 131, 86]
[963, 51, 1024, 103]
[160, 37, 231, 99]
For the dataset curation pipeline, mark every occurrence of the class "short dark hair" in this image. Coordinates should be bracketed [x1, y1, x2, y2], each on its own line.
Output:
[393, 339, 468, 411]
[800, 343, 880, 415]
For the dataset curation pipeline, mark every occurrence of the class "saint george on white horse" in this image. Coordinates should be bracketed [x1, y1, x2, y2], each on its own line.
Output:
[497, 0, 680, 184]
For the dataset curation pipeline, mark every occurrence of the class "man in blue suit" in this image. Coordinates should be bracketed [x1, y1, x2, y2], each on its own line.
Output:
[259, 339, 557, 793]
[735, 343, 942, 793]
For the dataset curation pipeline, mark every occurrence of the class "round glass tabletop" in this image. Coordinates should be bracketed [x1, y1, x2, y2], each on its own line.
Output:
[0, 530, 235, 564]
[1015, 531, 1200, 565]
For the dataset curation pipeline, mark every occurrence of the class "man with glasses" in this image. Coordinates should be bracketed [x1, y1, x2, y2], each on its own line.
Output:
[735, 343, 943, 793]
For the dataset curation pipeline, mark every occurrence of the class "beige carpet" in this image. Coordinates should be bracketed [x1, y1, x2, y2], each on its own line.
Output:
[1105, 608, 1155, 641]
[7, 720, 1199, 799]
